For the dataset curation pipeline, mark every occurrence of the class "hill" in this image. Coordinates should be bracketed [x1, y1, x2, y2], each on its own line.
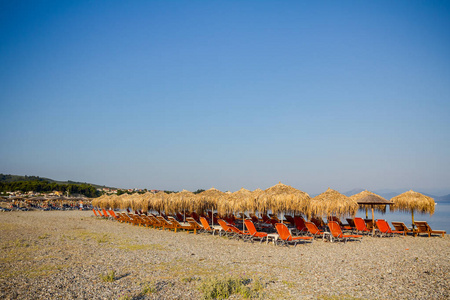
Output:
[0, 174, 113, 189]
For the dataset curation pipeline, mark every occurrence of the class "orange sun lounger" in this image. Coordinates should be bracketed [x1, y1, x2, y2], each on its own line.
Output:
[305, 221, 325, 239]
[354, 217, 372, 235]
[328, 221, 363, 243]
[244, 219, 268, 243]
[200, 217, 221, 235]
[275, 223, 313, 247]
[375, 219, 403, 237]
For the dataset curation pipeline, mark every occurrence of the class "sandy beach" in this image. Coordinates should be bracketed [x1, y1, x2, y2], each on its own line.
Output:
[0, 210, 448, 299]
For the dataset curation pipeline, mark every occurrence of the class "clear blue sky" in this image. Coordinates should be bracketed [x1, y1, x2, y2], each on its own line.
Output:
[1, 1, 449, 195]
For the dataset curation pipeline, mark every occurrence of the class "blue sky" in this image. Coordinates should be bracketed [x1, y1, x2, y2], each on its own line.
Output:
[1, 1, 449, 195]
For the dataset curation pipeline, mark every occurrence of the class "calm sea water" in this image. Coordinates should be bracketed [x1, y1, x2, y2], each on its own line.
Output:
[355, 202, 450, 234]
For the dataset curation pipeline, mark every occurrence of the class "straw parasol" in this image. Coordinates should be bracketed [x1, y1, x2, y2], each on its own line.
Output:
[167, 190, 198, 221]
[257, 182, 310, 221]
[197, 188, 227, 225]
[350, 191, 393, 234]
[129, 193, 146, 212]
[223, 188, 254, 227]
[118, 193, 133, 210]
[350, 190, 389, 217]
[390, 190, 435, 226]
[149, 191, 168, 214]
[310, 188, 358, 219]
[230, 187, 253, 213]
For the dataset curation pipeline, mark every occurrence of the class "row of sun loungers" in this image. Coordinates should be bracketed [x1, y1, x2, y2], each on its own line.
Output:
[92, 209, 446, 247]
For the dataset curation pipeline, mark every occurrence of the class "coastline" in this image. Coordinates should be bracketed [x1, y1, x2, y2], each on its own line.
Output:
[1, 210, 448, 299]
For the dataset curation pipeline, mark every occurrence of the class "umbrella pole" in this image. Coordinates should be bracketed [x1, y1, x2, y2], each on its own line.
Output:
[411, 209, 415, 228]
[365, 207, 368, 219]
[371, 205, 375, 235]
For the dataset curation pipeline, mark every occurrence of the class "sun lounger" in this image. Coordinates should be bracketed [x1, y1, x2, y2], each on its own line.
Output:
[200, 217, 221, 235]
[156, 216, 176, 231]
[328, 221, 363, 243]
[217, 219, 237, 238]
[310, 217, 325, 230]
[293, 216, 308, 235]
[305, 221, 325, 239]
[269, 214, 281, 223]
[122, 213, 135, 224]
[141, 215, 155, 227]
[191, 212, 201, 223]
[346, 218, 357, 231]
[275, 223, 313, 247]
[249, 213, 261, 223]
[414, 221, 446, 237]
[167, 216, 196, 233]
[375, 219, 403, 237]
[107, 209, 119, 221]
[354, 217, 372, 235]
[186, 217, 204, 234]
[175, 212, 184, 222]
[222, 215, 236, 226]
[147, 215, 163, 229]
[102, 209, 111, 219]
[129, 214, 142, 226]
[261, 214, 276, 225]
[244, 219, 268, 243]
[284, 215, 295, 224]
[227, 224, 252, 241]
[328, 216, 352, 231]
[116, 212, 129, 223]
[391, 222, 415, 236]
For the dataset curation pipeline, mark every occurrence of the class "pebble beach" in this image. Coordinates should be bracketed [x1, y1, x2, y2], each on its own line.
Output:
[1, 210, 449, 299]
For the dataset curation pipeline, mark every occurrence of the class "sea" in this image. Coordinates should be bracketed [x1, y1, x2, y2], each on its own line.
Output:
[355, 202, 450, 234]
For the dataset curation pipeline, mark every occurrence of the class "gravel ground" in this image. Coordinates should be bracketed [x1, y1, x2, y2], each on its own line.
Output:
[0, 210, 449, 300]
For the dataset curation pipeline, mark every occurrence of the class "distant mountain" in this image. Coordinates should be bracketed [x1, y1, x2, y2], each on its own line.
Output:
[0, 173, 114, 189]
[375, 192, 400, 200]
[436, 194, 450, 202]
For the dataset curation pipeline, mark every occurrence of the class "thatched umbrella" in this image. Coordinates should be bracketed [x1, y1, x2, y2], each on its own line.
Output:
[167, 190, 198, 221]
[118, 193, 133, 210]
[91, 195, 103, 208]
[149, 191, 168, 214]
[230, 188, 252, 213]
[224, 188, 254, 228]
[257, 182, 310, 222]
[350, 190, 389, 217]
[198, 188, 227, 225]
[350, 191, 393, 234]
[138, 192, 155, 213]
[248, 188, 264, 214]
[310, 188, 358, 219]
[390, 190, 435, 226]
[129, 193, 146, 212]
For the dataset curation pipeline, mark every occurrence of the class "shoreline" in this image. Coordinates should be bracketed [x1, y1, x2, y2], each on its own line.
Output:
[1, 210, 449, 299]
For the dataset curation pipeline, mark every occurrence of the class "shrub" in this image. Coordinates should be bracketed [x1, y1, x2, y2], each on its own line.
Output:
[100, 270, 115, 282]
[141, 282, 157, 295]
[199, 275, 264, 299]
